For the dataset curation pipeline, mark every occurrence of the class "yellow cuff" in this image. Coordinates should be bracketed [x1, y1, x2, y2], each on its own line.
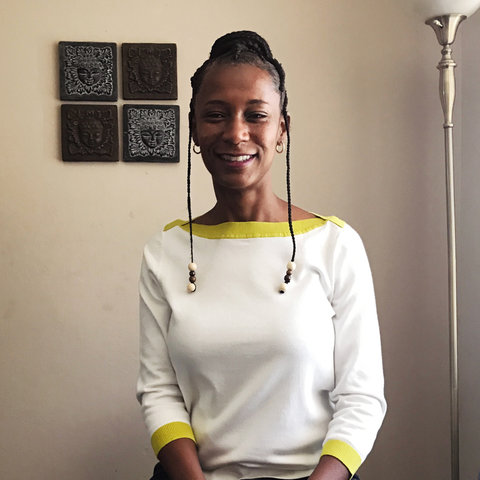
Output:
[320, 439, 362, 476]
[151, 421, 196, 456]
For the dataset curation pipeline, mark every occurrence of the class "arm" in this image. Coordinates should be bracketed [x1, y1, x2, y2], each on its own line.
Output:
[157, 438, 206, 480]
[318, 224, 387, 476]
[137, 237, 204, 476]
[309, 455, 350, 480]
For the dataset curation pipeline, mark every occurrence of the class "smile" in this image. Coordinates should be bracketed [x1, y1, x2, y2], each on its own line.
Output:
[220, 154, 255, 162]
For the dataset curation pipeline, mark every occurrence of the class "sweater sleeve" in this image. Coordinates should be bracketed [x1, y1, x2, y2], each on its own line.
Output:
[136, 235, 196, 456]
[320, 225, 387, 475]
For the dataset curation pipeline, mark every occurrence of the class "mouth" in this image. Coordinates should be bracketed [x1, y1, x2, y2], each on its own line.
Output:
[219, 153, 256, 163]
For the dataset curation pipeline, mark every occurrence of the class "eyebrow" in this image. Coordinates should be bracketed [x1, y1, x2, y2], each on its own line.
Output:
[204, 99, 269, 106]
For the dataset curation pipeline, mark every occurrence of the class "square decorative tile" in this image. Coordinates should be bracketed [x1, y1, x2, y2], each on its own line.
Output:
[59, 41, 117, 101]
[122, 43, 177, 100]
[123, 105, 179, 162]
[61, 104, 118, 161]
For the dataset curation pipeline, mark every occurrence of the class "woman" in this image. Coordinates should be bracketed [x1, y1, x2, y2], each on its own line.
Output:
[137, 31, 386, 480]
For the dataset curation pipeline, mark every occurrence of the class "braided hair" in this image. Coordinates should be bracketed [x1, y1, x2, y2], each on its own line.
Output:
[186, 31, 296, 293]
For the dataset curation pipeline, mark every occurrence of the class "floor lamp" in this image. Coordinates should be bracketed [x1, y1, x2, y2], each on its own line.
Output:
[408, 1, 480, 479]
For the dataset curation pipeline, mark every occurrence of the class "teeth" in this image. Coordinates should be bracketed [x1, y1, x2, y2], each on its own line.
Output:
[221, 154, 253, 162]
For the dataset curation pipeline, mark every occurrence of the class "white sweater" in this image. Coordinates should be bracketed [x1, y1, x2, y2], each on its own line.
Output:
[137, 216, 386, 480]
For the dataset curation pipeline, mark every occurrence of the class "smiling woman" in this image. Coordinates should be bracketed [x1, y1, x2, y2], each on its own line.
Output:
[193, 64, 285, 196]
[136, 31, 386, 480]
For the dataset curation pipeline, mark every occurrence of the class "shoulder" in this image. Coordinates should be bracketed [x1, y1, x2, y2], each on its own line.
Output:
[328, 221, 371, 270]
[143, 218, 186, 260]
[306, 215, 365, 257]
[145, 219, 188, 246]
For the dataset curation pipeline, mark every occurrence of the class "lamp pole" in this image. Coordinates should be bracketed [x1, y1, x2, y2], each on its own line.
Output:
[426, 14, 465, 480]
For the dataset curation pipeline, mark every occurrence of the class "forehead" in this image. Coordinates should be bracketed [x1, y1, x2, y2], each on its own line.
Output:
[196, 63, 281, 107]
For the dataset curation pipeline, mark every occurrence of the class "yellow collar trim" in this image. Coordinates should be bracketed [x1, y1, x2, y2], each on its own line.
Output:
[163, 215, 344, 239]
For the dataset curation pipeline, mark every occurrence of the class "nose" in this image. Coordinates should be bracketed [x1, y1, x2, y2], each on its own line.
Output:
[222, 115, 249, 145]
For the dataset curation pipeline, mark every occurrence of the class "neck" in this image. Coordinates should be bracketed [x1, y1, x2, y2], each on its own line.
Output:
[197, 185, 287, 224]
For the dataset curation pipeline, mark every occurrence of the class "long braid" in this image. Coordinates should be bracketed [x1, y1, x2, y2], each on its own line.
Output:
[283, 98, 296, 263]
[186, 31, 297, 293]
[187, 114, 194, 264]
[186, 109, 198, 292]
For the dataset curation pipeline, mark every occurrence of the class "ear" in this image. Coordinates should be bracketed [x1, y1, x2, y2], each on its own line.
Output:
[278, 112, 290, 143]
[190, 113, 199, 145]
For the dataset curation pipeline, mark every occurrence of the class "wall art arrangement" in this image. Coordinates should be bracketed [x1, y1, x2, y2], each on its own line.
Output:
[59, 41, 179, 163]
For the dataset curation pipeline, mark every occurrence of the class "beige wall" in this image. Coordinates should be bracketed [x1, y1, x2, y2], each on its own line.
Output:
[1, 0, 467, 478]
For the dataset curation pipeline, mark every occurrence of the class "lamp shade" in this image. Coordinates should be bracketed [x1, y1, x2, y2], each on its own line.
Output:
[409, 0, 480, 19]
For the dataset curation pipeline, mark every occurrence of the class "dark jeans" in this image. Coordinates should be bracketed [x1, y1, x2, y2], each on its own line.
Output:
[149, 462, 360, 480]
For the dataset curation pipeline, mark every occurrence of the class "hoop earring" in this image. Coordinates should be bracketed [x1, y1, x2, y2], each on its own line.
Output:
[276, 141, 284, 154]
[192, 144, 201, 154]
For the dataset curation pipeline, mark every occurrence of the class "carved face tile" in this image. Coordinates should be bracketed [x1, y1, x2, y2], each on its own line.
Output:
[123, 105, 179, 162]
[78, 118, 105, 147]
[122, 43, 177, 100]
[138, 56, 163, 87]
[77, 63, 103, 87]
[61, 104, 118, 162]
[59, 42, 118, 101]
[141, 127, 165, 149]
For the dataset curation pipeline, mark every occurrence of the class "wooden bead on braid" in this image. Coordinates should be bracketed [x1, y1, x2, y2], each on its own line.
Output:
[187, 262, 197, 293]
[279, 261, 296, 294]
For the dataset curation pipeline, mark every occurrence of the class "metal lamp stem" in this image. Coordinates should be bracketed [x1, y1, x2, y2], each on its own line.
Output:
[426, 14, 466, 480]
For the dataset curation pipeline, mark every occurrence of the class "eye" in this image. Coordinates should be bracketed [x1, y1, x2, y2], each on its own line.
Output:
[246, 112, 268, 122]
[203, 111, 226, 122]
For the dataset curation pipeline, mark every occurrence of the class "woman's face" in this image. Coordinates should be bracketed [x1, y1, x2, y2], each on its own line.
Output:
[192, 63, 286, 192]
